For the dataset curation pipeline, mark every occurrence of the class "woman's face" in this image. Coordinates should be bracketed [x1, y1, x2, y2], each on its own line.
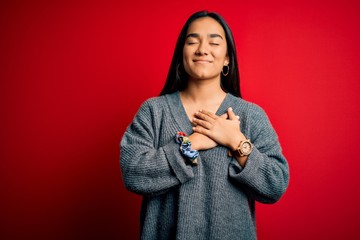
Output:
[183, 17, 229, 82]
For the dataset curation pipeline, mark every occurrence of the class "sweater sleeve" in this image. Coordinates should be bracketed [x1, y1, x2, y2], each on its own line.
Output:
[120, 100, 194, 196]
[228, 105, 289, 204]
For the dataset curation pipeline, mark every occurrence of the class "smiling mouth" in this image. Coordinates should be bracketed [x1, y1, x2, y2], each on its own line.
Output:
[193, 60, 212, 63]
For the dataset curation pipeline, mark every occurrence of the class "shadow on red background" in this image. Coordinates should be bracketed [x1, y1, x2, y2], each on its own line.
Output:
[1, 1, 360, 239]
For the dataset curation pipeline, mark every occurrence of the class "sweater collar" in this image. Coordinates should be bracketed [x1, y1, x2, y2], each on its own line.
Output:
[165, 91, 231, 135]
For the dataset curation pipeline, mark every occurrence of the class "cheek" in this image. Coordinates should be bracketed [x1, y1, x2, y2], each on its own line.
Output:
[182, 49, 190, 63]
[215, 48, 228, 61]
[182, 50, 194, 69]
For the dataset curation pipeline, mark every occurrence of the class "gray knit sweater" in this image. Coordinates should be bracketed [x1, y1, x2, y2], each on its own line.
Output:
[120, 91, 289, 240]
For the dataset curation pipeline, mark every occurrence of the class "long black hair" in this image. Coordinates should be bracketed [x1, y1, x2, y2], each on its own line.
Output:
[159, 11, 241, 98]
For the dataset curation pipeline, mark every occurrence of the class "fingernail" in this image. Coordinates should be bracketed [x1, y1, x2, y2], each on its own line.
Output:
[229, 107, 233, 111]
[236, 115, 240, 119]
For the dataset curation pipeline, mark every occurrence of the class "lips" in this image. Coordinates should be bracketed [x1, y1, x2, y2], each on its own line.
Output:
[193, 59, 212, 63]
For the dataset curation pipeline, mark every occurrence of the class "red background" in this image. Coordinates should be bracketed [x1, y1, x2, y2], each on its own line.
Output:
[1, 0, 360, 239]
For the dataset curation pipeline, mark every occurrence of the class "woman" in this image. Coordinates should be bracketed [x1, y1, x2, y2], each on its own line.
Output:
[120, 11, 289, 240]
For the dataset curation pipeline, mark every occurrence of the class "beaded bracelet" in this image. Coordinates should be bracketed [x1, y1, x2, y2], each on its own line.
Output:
[175, 131, 199, 165]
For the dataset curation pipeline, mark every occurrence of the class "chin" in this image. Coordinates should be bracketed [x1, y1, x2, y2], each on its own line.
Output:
[190, 73, 219, 81]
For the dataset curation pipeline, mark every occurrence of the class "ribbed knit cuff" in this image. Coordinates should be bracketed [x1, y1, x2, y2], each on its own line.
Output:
[228, 147, 263, 184]
[163, 141, 194, 184]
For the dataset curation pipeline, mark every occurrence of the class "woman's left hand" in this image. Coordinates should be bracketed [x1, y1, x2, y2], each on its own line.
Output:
[192, 107, 246, 150]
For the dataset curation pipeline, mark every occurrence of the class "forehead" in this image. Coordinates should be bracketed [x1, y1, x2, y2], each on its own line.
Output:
[187, 17, 226, 37]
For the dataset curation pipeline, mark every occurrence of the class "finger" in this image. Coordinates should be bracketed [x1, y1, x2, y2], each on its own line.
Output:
[192, 125, 210, 136]
[192, 118, 212, 130]
[198, 109, 218, 120]
[220, 113, 228, 119]
[227, 107, 238, 121]
[194, 111, 215, 123]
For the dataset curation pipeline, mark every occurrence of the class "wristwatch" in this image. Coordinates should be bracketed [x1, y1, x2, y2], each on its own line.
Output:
[228, 139, 253, 157]
[236, 139, 253, 157]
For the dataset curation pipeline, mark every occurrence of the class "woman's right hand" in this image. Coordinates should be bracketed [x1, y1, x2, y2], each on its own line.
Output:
[188, 112, 228, 150]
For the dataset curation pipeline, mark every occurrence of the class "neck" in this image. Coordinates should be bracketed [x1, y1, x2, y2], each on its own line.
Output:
[181, 77, 226, 104]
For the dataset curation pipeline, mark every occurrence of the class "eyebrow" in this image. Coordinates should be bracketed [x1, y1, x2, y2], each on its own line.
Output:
[186, 33, 224, 40]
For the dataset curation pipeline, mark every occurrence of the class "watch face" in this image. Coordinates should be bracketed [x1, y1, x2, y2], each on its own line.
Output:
[241, 142, 252, 154]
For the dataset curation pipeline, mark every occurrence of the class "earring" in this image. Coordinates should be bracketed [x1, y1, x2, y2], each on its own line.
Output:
[222, 65, 230, 76]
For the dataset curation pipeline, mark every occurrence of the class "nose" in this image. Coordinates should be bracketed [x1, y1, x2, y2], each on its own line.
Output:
[195, 42, 208, 55]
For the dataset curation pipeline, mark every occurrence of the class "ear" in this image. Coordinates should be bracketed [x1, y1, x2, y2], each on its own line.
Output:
[224, 56, 230, 66]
